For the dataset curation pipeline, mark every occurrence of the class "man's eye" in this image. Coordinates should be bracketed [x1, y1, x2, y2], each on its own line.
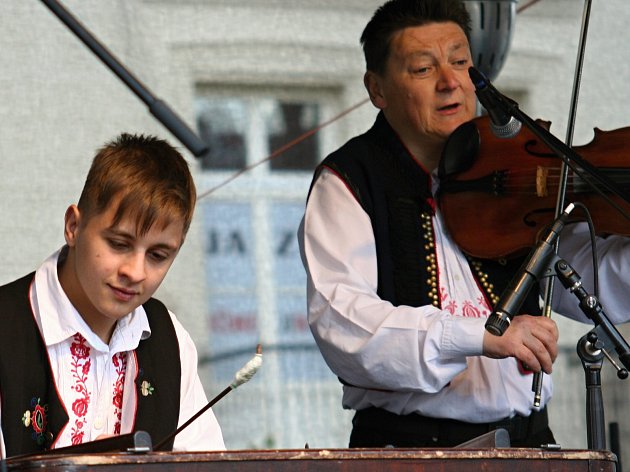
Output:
[108, 239, 128, 250]
[149, 251, 169, 263]
[412, 66, 431, 75]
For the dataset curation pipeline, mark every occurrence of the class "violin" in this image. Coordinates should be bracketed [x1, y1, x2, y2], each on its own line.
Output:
[437, 114, 630, 260]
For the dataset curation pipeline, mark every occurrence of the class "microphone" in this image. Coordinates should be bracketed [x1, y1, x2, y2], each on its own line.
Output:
[468, 66, 522, 139]
[485, 203, 575, 336]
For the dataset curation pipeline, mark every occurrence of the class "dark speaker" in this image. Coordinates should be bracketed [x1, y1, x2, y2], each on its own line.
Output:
[463, 0, 517, 81]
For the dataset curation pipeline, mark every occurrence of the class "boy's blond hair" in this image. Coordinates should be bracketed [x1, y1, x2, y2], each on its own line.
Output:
[77, 133, 196, 238]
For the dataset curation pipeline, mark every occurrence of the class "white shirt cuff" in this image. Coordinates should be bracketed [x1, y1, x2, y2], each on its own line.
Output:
[441, 316, 486, 358]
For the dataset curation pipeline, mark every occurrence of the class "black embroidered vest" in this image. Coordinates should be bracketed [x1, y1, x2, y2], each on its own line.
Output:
[0, 273, 181, 457]
[312, 113, 540, 314]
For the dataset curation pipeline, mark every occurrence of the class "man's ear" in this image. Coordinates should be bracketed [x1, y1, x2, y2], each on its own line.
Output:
[364, 71, 387, 109]
[64, 205, 81, 247]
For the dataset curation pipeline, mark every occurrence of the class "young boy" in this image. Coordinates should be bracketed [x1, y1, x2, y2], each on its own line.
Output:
[0, 133, 225, 457]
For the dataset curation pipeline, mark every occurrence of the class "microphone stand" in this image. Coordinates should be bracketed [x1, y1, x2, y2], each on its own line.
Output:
[535, 0, 594, 409]
[489, 77, 630, 410]
[39, 0, 208, 157]
[553, 258, 630, 451]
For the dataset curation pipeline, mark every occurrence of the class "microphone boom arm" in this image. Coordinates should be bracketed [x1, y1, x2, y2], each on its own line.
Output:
[554, 258, 630, 451]
[555, 261, 630, 370]
[39, 0, 208, 157]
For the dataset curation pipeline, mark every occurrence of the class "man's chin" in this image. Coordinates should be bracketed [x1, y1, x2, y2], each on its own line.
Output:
[104, 302, 141, 321]
[441, 118, 473, 139]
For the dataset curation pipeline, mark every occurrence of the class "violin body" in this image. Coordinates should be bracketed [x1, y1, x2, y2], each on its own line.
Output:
[438, 114, 630, 260]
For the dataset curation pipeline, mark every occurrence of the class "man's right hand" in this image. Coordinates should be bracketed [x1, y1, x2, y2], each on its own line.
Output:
[482, 315, 559, 374]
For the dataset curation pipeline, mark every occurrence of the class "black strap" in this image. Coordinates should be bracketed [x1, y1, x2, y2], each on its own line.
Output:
[351, 406, 550, 447]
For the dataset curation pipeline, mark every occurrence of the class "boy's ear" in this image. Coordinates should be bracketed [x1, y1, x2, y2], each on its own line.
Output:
[64, 205, 81, 247]
[364, 71, 387, 110]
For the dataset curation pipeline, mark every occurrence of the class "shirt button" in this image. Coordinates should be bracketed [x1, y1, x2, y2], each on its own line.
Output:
[94, 417, 104, 430]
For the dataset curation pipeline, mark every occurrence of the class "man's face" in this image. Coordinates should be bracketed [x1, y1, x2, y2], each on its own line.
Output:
[365, 22, 477, 163]
[60, 202, 184, 341]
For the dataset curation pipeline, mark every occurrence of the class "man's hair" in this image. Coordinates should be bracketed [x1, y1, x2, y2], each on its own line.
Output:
[77, 133, 196, 237]
[361, 0, 471, 74]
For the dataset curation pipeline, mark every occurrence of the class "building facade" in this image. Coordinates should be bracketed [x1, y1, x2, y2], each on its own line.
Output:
[1, 0, 629, 458]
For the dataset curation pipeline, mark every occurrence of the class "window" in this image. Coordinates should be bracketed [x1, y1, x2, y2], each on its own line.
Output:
[196, 94, 321, 171]
[194, 86, 352, 448]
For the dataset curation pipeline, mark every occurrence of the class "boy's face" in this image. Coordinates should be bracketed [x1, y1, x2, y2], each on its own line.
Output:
[59, 200, 185, 342]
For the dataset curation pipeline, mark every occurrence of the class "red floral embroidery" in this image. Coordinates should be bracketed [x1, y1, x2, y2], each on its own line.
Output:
[111, 352, 127, 434]
[440, 287, 457, 314]
[112, 384, 124, 409]
[440, 287, 491, 318]
[444, 300, 457, 314]
[72, 397, 89, 417]
[461, 300, 482, 318]
[477, 296, 491, 317]
[32, 403, 47, 434]
[23, 397, 49, 446]
[70, 339, 90, 359]
[66, 334, 130, 440]
[71, 425, 85, 445]
[69, 334, 91, 445]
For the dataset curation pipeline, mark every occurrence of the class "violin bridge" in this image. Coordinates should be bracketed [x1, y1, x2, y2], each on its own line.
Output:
[536, 166, 549, 197]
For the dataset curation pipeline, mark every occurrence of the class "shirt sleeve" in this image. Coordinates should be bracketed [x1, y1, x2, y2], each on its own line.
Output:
[554, 221, 630, 325]
[299, 169, 485, 394]
[168, 312, 226, 451]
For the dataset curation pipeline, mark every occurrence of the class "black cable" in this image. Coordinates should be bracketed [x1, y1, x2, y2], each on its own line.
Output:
[571, 202, 599, 298]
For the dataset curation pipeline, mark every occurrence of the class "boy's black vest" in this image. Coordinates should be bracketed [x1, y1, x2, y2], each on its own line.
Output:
[312, 113, 540, 315]
[0, 273, 182, 457]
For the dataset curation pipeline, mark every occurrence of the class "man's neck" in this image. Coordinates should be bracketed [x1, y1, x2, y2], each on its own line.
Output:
[380, 114, 444, 172]
[404, 139, 443, 173]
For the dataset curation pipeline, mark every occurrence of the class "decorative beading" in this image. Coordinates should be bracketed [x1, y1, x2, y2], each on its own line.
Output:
[421, 212, 439, 308]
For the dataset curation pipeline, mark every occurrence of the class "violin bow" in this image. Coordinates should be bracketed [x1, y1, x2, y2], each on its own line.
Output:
[533, 0, 594, 407]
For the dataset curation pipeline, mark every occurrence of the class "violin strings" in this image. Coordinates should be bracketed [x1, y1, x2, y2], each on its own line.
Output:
[485, 166, 630, 195]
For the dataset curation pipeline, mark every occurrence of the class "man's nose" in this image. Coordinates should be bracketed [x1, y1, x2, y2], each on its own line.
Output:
[436, 66, 459, 91]
[120, 253, 146, 282]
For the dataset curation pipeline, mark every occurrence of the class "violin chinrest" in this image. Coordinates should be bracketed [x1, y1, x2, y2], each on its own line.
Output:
[439, 120, 480, 179]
